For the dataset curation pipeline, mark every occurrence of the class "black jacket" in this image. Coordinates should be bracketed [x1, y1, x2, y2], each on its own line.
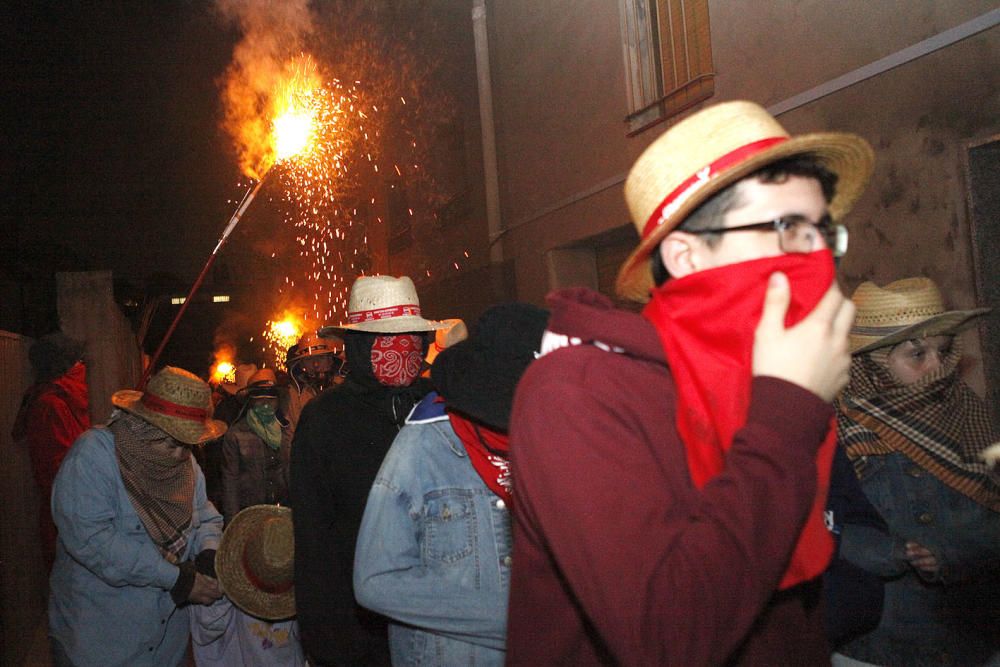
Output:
[290, 332, 431, 666]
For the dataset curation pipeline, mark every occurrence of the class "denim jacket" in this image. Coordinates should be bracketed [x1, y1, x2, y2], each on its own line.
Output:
[354, 393, 512, 666]
[839, 451, 1000, 665]
[49, 427, 223, 667]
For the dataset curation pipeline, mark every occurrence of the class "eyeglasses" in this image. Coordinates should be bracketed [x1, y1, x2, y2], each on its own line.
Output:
[686, 213, 849, 258]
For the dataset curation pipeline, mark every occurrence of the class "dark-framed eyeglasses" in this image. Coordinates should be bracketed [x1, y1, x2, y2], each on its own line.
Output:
[686, 213, 849, 258]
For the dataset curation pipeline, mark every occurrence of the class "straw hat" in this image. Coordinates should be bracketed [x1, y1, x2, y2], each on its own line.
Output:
[423, 319, 469, 368]
[318, 275, 446, 336]
[849, 277, 990, 354]
[616, 100, 875, 302]
[112, 367, 227, 445]
[217, 505, 295, 620]
[432, 304, 549, 431]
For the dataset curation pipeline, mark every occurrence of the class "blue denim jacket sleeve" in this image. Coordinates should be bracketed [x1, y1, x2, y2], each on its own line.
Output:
[190, 467, 223, 555]
[354, 420, 508, 650]
[52, 428, 179, 589]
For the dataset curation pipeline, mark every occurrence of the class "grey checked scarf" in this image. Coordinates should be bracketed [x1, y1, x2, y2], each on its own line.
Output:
[110, 411, 194, 563]
[836, 341, 1000, 513]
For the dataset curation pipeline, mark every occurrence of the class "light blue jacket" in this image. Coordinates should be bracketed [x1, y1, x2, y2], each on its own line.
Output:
[49, 427, 223, 667]
[354, 394, 512, 666]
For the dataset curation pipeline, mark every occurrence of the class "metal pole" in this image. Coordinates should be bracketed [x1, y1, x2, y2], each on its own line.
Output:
[138, 177, 267, 389]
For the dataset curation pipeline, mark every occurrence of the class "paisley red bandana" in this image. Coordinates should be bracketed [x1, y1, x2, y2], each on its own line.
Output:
[371, 334, 424, 387]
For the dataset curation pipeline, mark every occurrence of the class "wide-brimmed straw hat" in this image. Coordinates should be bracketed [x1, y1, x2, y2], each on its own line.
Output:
[432, 304, 548, 431]
[318, 275, 446, 336]
[616, 100, 875, 302]
[112, 366, 227, 445]
[217, 505, 295, 620]
[849, 277, 990, 354]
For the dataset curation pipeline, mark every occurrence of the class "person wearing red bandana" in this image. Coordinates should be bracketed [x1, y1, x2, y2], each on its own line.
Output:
[289, 275, 447, 667]
[505, 100, 875, 665]
[354, 303, 548, 666]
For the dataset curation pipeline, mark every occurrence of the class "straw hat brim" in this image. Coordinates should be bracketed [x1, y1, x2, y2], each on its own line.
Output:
[850, 307, 990, 354]
[616, 132, 874, 303]
[216, 505, 296, 621]
[318, 314, 448, 337]
[111, 390, 227, 445]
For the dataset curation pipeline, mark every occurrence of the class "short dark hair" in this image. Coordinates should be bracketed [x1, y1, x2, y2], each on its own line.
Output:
[650, 154, 839, 286]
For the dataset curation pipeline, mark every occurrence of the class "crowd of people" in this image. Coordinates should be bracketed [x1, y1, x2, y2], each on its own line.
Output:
[14, 100, 999, 666]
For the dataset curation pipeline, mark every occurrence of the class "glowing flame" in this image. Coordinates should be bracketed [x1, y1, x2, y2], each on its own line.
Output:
[272, 55, 321, 163]
[211, 359, 236, 385]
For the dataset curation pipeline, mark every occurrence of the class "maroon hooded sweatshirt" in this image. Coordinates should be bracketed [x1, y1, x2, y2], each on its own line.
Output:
[506, 288, 831, 665]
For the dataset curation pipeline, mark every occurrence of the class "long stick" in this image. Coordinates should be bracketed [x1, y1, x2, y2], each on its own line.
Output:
[138, 177, 267, 389]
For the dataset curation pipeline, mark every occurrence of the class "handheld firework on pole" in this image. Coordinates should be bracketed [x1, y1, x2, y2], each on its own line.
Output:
[138, 57, 320, 389]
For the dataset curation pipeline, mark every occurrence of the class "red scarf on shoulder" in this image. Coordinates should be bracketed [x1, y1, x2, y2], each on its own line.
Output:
[642, 249, 837, 589]
[448, 411, 513, 506]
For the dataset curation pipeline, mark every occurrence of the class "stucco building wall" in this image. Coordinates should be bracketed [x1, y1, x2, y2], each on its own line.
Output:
[481, 1, 998, 394]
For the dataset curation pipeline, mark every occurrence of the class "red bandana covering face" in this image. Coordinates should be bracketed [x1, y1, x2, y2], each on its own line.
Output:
[642, 249, 838, 590]
[448, 411, 512, 506]
[371, 334, 424, 386]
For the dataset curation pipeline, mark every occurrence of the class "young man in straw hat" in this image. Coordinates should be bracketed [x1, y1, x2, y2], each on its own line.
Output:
[290, 275, 446, 666]
[834, 276, 1000, 665]
[506, 100, 874, 665]
[49, 366, 226, 667]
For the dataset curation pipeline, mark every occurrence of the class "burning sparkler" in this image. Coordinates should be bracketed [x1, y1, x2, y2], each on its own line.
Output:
[139, 54, 325, 388]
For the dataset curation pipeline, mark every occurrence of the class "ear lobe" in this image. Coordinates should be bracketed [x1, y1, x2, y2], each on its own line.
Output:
[659, 232, 699, 279]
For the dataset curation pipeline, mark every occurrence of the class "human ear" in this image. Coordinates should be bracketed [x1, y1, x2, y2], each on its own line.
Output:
[659, 232, 700, 279]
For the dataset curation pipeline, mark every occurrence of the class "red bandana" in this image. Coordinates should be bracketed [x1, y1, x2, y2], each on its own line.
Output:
[371, 334, 424, 387]
[448, 411, 512, 506]
[642, 249, 838, 590]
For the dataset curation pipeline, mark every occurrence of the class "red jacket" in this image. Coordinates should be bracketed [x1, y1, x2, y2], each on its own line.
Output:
[20, 362, 91, 491]
[506, 288, 832, 665]
[15, 361, 90, 567]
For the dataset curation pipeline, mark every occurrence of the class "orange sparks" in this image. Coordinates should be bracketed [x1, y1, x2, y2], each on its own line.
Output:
[262, 314, 305, 371]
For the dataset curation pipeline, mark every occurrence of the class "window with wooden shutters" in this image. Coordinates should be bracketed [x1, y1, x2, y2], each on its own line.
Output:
[619, 0, 715, 135]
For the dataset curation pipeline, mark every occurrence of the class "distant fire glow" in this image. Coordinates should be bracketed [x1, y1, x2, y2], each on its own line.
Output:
[211, 360, 236, 385]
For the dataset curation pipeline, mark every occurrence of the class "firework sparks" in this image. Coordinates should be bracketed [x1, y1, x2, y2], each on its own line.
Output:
[262, 314, 304, 371]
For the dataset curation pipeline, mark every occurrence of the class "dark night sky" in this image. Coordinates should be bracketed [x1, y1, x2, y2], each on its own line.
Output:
[2, 2, 249, 285]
